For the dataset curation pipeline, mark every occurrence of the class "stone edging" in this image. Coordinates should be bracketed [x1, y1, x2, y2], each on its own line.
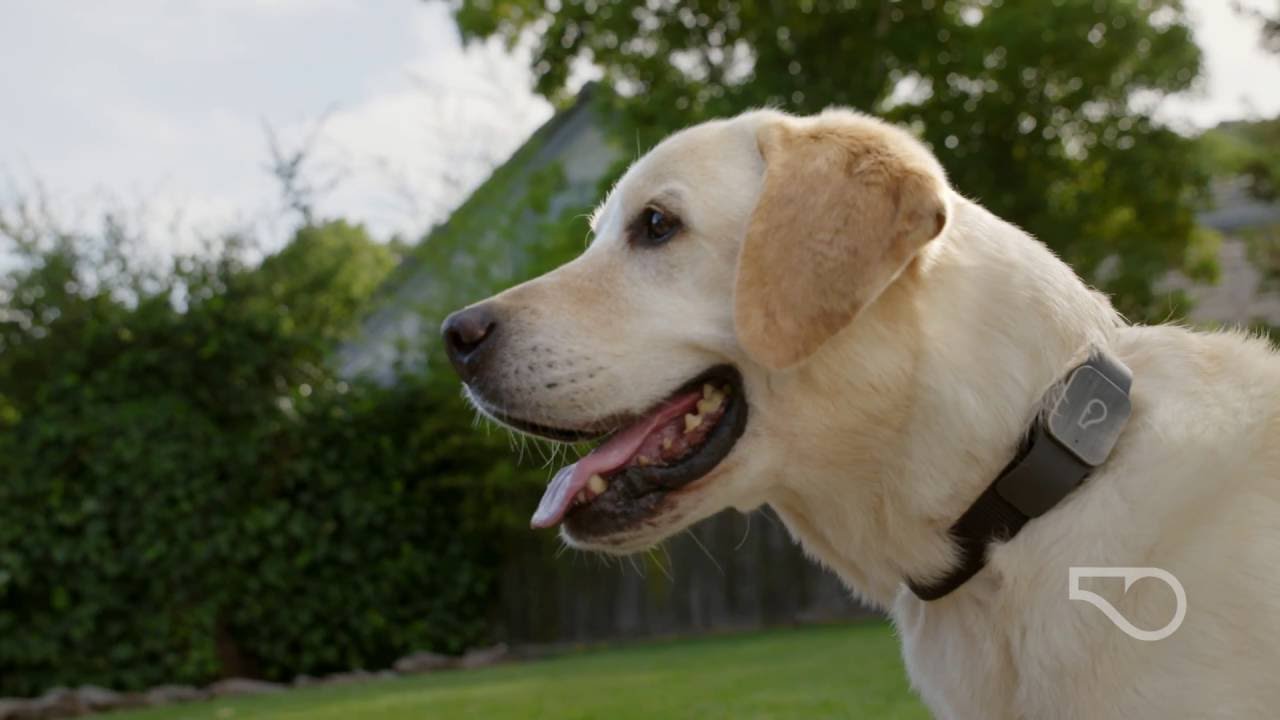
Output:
[0, 644, 508, 719]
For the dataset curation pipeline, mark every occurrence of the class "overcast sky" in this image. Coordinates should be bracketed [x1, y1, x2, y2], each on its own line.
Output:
[2, 0, 1278, 256]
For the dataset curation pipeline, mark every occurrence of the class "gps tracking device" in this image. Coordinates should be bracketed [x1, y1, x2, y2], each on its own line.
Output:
[996, 353, 1133, 518]
[909, 350, 1133, 601]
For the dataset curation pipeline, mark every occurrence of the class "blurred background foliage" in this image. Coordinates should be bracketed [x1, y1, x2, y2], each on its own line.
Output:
[0, 0, 1277, 700]
[1200, 116, 1280, 201]
[0, 205, 541, 695]
[454, 0, 1214, 318]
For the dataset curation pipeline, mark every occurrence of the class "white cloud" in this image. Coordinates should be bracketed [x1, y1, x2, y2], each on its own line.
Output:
[292, 11, 552, 240]
[1160, 0, 1280, 128]
[1, 0, 550, 256]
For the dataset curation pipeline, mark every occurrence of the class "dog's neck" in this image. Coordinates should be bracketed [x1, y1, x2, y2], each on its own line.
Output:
[763, 197, 1121, 608]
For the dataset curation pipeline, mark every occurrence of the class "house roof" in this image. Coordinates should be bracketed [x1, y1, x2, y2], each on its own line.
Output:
[336, 84, 620, 383]
[338, 93, 1279, 383]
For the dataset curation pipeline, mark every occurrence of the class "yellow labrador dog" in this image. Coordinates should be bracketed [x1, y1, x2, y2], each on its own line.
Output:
[442, 109, 1280, 719]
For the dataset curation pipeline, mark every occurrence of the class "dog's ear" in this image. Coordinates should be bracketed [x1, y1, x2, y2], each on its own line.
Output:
[734, 116, 949, 370]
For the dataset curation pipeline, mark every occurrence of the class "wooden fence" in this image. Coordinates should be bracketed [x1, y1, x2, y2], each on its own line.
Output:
[497, 508, 875, 645]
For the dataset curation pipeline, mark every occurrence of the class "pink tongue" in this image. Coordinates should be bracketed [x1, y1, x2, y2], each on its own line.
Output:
[530, 390, 702, 529]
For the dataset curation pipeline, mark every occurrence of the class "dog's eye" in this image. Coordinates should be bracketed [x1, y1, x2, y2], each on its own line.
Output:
[638, 207, 680, 246]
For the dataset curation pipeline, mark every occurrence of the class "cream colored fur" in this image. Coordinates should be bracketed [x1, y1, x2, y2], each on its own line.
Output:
[463, 108, 1280, 719]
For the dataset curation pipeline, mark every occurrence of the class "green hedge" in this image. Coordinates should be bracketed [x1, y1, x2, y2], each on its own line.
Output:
[0, 220, 540, 696]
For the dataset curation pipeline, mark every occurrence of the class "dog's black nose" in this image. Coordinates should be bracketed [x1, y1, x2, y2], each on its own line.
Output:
[441, 304, 497, 380]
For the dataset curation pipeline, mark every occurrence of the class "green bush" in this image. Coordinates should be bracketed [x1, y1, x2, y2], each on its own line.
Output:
[0, 217, 537, 696]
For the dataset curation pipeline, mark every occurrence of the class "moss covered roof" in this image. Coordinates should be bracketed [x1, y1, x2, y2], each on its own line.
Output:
[337, 84, 619, 382]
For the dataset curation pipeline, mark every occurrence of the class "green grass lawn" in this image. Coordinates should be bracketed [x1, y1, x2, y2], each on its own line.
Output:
[101, 622, 927, 720]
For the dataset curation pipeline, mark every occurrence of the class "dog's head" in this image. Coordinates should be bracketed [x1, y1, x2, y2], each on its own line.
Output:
[442, 109, 950, 553]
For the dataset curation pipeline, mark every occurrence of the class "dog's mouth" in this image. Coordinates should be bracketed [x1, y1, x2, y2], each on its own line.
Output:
[510, 365, 748, 538]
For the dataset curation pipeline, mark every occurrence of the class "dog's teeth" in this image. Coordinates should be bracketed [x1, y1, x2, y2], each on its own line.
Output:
[636, 455, 654, 466]
[702, 383, 714, 399]
[684, 413, 702, 433]
[696, 393, 723, 416]
[588, 474, 608, 495]
[662, 437, 673, 450]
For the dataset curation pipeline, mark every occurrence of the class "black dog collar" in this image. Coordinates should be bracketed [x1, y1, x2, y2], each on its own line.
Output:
[908, 351, 1133, 601]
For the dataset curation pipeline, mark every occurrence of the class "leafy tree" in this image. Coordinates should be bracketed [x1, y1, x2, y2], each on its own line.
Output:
[450, 0, 1210, 319]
